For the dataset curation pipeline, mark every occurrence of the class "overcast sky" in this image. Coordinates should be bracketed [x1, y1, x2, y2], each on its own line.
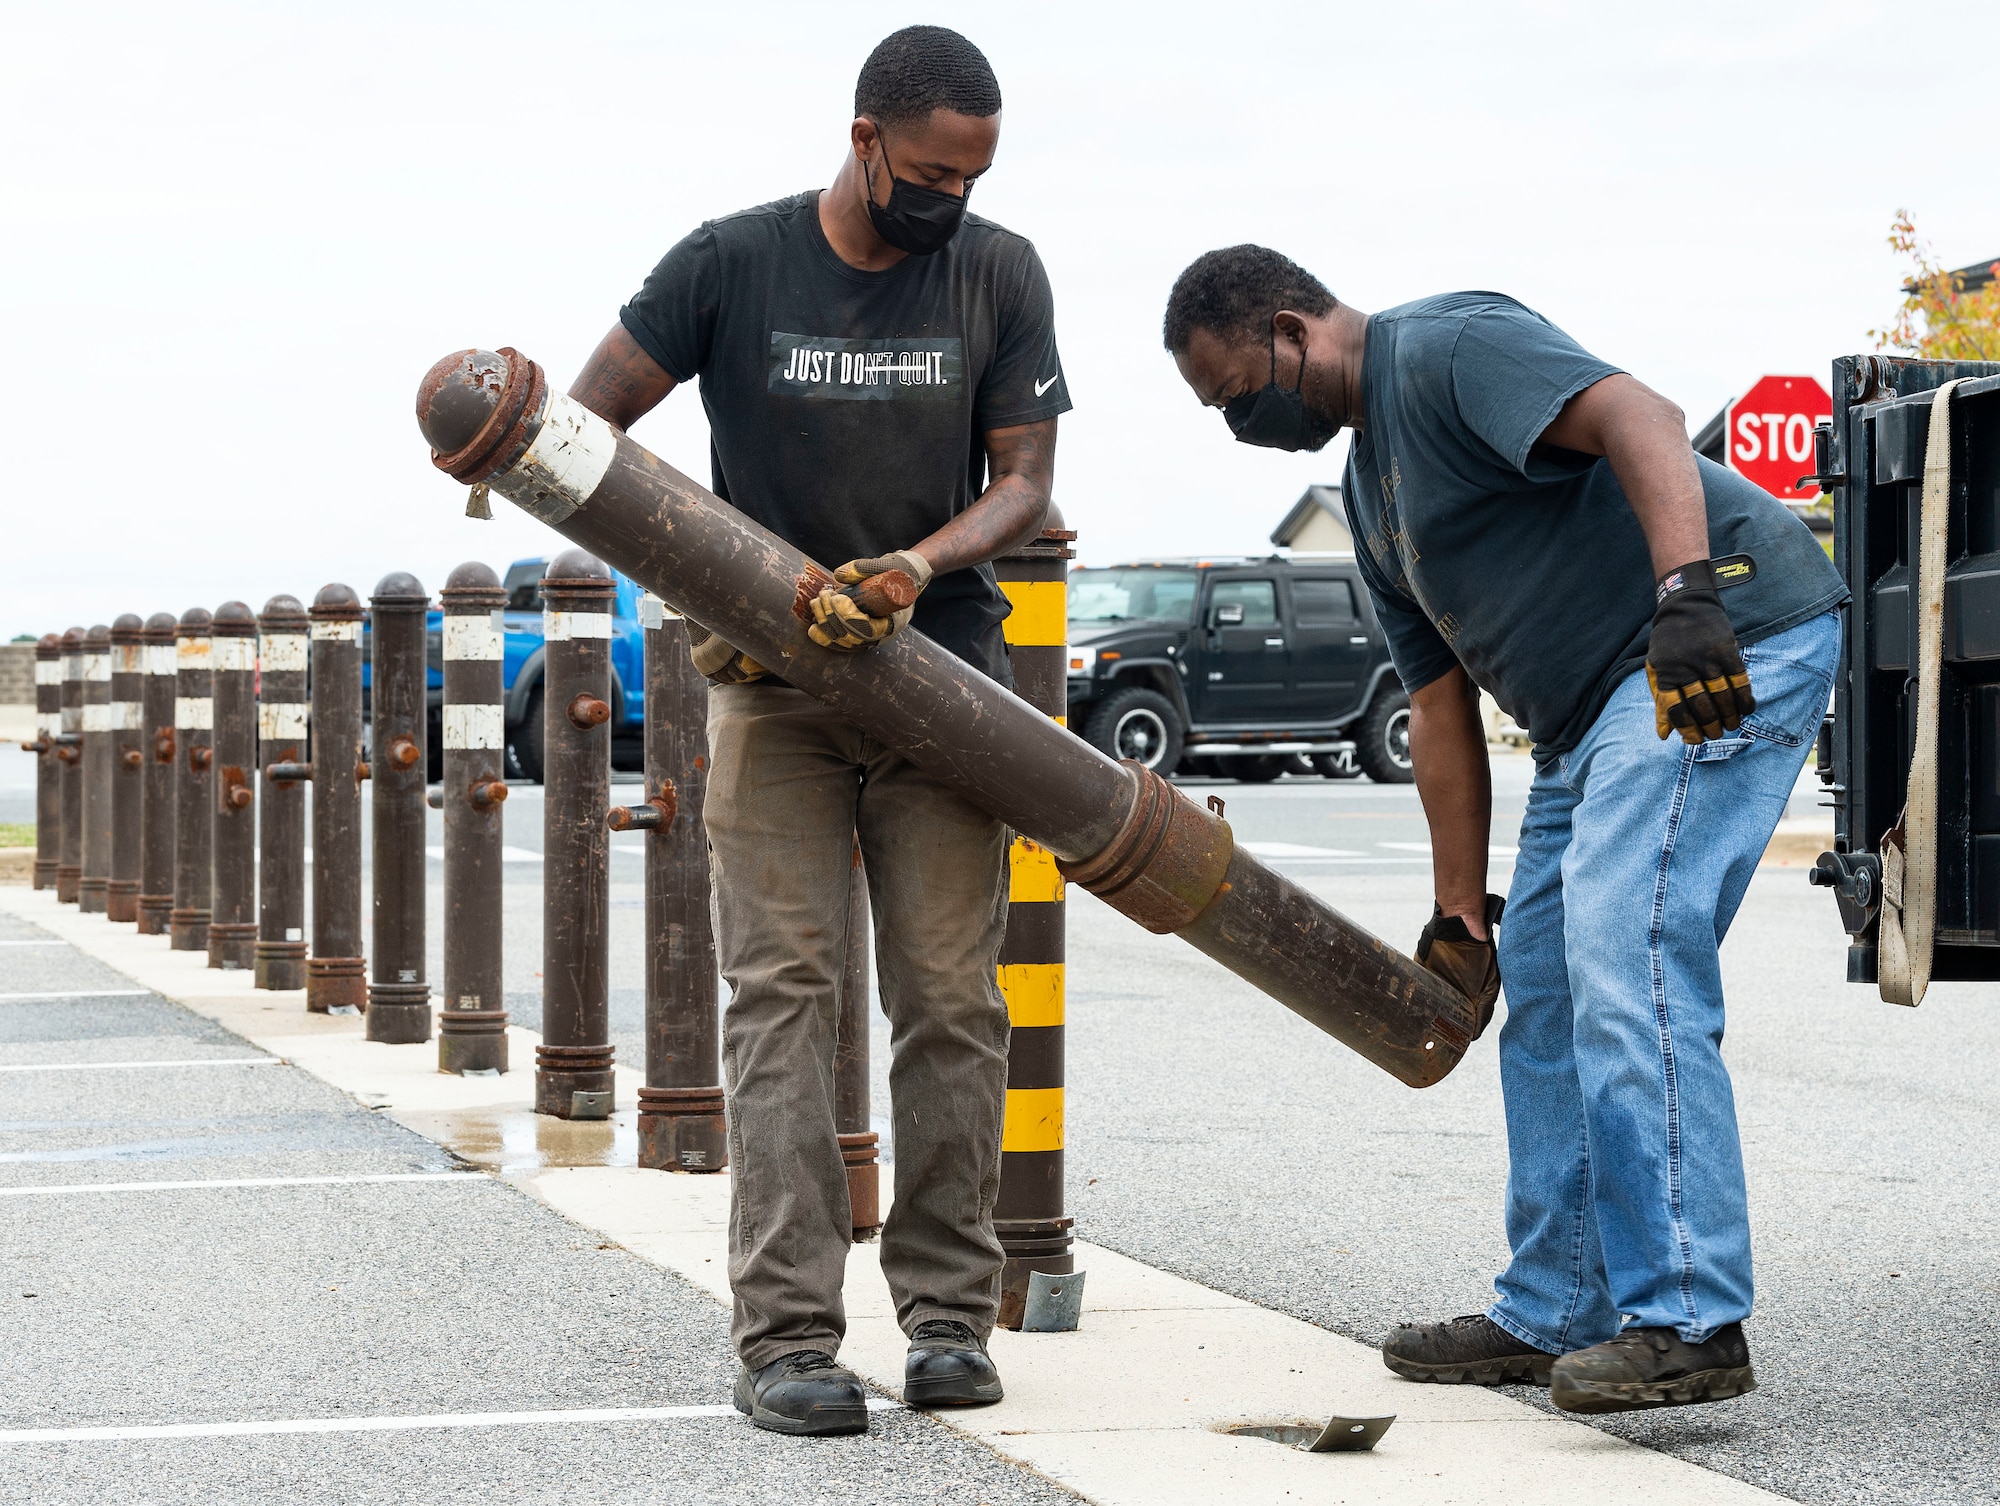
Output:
[4, 0, 1994, 637]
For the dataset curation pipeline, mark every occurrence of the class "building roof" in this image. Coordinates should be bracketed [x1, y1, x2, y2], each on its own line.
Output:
[1269, 484, 1345, 548]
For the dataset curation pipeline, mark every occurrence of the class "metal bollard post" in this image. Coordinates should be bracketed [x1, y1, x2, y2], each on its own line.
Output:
[136, 613, 179, 934]
[56, 627, 86, 905]
[835, 836, 881, 1240]
[207, 602, 259, 968]
[107, 614, 146, 923]
[992, 522, 1078, 1328]
[306, 585, 366, 1011]
[29, 634, 61, 890]
[617, 596, 725, 1170]
[438, 563, 510, 1073]
[79, 624, 114, 914]
[169, 609, 214, 951]
[255, 596, 310, 990]
[368, 572, 432, 1043]
[537, 549, 615, 1119]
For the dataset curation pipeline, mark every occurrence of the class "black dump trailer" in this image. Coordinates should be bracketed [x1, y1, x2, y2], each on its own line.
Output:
[1812, 355, 2000, 983]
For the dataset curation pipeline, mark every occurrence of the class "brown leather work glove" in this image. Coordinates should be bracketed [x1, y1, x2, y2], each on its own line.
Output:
[1415, 894, 1506, 1039]
[689, 628, 768, 686]
[1646, 558, 1755, 745]
[808, 550, 933, 652]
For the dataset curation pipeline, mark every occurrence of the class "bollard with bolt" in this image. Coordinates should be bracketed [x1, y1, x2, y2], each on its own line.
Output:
[207, 602, 259, 969]
[136, 612, 179, 934]
[368, 572, 432, 1043]
[835, 836, 881, 1240]
[56, 627, 86, 905]
[537, 549, 615, 1120]
[79, 624, 114, 914]
[29, 634, 61, 891]
[615, 595, 725, 1170]
[107, 614, 146, 923]
[256, 595, 310, 991]
[438, 562, 510, 1073]
[306, 585, 367, 1012]
[992, 520, 1078, 1327]
[169, 609, 215, 951]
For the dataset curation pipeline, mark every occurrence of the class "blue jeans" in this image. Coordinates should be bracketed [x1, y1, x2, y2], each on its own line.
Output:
[1487, 610, 1839, 1350]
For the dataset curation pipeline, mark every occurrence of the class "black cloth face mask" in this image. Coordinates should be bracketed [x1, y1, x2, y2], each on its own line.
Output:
[1224, 326, 1340, 452]
[864, 133, 970, 256]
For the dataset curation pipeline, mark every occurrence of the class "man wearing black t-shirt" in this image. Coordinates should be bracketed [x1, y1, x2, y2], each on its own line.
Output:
[567, 27, 1068, 1437]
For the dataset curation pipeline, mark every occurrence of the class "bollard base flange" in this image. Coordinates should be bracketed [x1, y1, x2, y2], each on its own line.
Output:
[439, 1009, 509, 1075]
[79, 878, 108, 914]
[136, 894, 172, 935]
[107, 880, 140, 924]
[255, 940, 308, 992]
[207, 921, 256, 969]
[366, 981, 432, 1043]
[536, 1045, 615, 1119]
[56, 866, 81, 905]
[169, 908, 212, 952]
[996, 1217, 1077, 1331]
[841, 1131, 882, 1242]
[306, 957, 368, 1013]
[637, 1086, 728, 1173]
[33, 859, 58, 891]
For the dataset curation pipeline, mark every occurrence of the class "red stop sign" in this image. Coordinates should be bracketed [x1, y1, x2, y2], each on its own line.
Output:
[1725, 374, 1832, 499]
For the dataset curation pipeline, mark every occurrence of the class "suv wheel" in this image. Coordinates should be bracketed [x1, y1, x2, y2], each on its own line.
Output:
[1083, 686, 1184, 774]
[1311, 748, 1362, 779]
[1354, 687, 1414, 784]
[1227, 754, 1290, 783]
[509, 683, 546, 785]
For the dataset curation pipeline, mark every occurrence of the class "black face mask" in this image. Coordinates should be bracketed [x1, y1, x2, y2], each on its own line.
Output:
[1224, 327, 1340, 452]
[865, 133, 970, 257]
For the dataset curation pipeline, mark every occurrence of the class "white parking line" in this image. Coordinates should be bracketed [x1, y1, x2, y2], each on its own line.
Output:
[0, 990, 152, 1003]
[0, 941, 68, 947]
[1377, 841, 1521, 857]
[0, 1172, 481, 1198]
[0, 1058, 280, 1075]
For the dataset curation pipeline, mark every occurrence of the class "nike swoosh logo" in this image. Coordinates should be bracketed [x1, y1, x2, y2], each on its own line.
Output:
[1034, 375, 1059, 397]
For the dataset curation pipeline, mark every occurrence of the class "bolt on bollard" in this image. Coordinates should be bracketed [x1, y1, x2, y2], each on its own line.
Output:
[835, 835, 881, 1240]
[537, 550, 615, 1119]
[256, 595, 310, 990]
[368, 572, 433, 1043]
[992, 521, 1078, 1328]
[438, 563, 511, 1073]
[207, 602, 259, 968]
[78, 624, 114, 914]
[616, 595, 725, 1170]
[107, 614, 146, 923]
[169, 609, 214, 951]
[136, 613, 179, 934]
[56, 627, 86, 905]
[306, 585, 367, 1011]
[29, 634, 62, 890]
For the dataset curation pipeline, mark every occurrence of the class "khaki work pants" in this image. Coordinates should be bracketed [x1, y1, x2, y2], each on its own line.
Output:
[705, 683, 1012, 1370]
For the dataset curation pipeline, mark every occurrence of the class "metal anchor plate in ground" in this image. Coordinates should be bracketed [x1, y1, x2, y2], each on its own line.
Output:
[1020, 1269, 1085, 1332]
[1220, 1414, 1395, 1452]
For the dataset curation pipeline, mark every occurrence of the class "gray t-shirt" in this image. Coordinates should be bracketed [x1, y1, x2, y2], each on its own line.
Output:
[1340, 292, 1846, 754]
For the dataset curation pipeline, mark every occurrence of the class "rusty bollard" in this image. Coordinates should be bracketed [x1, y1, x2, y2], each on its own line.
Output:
[56, 627, 86, 904]
[537, 549, 615, 1119]
[368, 572, 432, 1043]
[836, 836, 881, 1240]
[617, 596, 725, 1170]
[78, 624, 114, 914]
[29, 634, 61, 890]
[207, 602, 259, 969]
[255, 595, 309, 991]
[169, 609, 215, 951]
[107, 614, 146, 923]
[438, 562, 510, 1073]
[306, 585, 367, 1012]
[136, 612, 179, 934]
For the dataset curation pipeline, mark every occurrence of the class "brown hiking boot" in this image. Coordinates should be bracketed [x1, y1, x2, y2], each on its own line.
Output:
[1382, 1313, 1557, 1386]
[1549, 1322, 1756, 1414]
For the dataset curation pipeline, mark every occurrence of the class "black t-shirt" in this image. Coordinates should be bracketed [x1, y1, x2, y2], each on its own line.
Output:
[620, 191, 1072, 683]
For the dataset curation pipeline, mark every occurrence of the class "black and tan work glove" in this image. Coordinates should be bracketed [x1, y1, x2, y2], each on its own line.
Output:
[1416, 894, 1506, 1040]
[808, 551, 933, 652]
[689, 627, 768, 686]
[1646, 559, 1755, 745]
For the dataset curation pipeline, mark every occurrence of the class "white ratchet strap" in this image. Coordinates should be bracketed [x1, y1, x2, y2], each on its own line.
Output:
[1879, 378, 1964, 1008]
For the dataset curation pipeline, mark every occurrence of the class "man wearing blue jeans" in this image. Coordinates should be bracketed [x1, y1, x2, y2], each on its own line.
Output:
[1164, 246, 1845, 1413]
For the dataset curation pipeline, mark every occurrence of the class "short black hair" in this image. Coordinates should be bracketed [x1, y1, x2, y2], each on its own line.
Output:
[1163, 245, 1337, 354]
[855, 26, 1002, 130]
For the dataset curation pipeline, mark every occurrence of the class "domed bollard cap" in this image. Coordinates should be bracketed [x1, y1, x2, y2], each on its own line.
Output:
[371, 571, 429, 607]
[211, 602, 257, 636]
[546, 548, 612, 583]
[112, 613, 144, 643]
[444, 560, 503, 592]
[143, 612, 178, 642]
[259, 594, 308, 628]
[310, 583, 363, 619]
[177, 606, 213, 635]
[36, 632, 60, 658]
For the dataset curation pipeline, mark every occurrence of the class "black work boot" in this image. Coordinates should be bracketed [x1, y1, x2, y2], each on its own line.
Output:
[733, 1350, 869, 1436]
[1381, 1313, 1557, 1386]
[903, 1319, 1004, 1407]
[1549, 1322, 1756, 1414]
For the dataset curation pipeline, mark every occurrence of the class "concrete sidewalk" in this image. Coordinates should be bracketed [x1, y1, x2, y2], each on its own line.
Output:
[0, 884, 1784, 1505]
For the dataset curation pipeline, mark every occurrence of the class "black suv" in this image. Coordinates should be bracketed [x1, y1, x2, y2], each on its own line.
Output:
[1064, 556, 1412, 783]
